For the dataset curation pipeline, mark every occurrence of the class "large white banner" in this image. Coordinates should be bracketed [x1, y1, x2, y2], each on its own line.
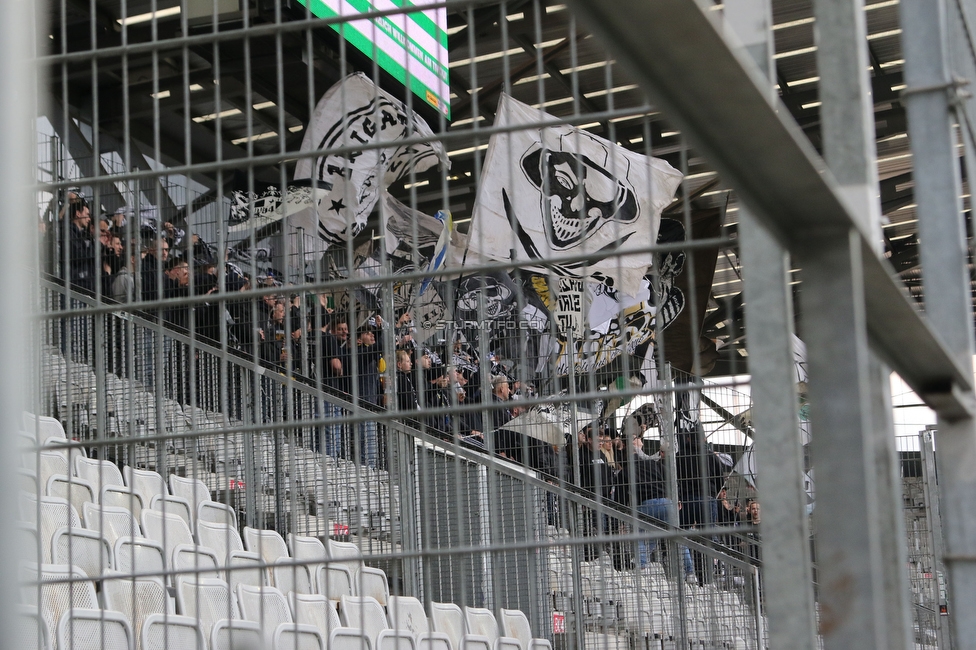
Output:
[287, 72, 448, 259]
[468, 94, 682, 297]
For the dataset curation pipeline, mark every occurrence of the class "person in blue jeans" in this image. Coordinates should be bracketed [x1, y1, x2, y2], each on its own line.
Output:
[631, 444, 696, 583]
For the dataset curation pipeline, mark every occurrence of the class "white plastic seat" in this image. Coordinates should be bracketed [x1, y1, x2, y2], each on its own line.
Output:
[275, 623, 327, 650]
[429, 602, 490, 650]
[288, 534, 327, 593]
[331, 627, 373, 650]
[102, 572, 169, 647]
[227, 551, 267, 592]
[341, 595, 415, 650]
[82, 503, 141, 545]
[24, 412, 66, 440]
[168, 475, 211, 527]
[37, 452, 69, 491]
[74, 456, 125, 489]
[327, 540, 390, 605]
[57, 608, 134, 650]
[16, 604, 50, 650]
[198, 500, 238, 530]
[174, 543, 222, 582]
[243, 527, 289, 586]
[149, 495, 193, 532]
[387, 596, 452, 650]
[30, 497, 81, 564]
[141, 509, 193, 552]
[237, 584, 292, 644]
[123, 467, 168, 508]
[197, 520, 245, 563]
[27, 564, 98, 638]
[210, 619, 263, 650]
[140, 614, 206, 650]
[113, 537, 165, 576]
[273, 559, 313, 595]
[290, 593, 341, 641]
[464, 608, 521, 650]
[499, 609, 551, 650]
[99, 485, 145, 518]
[51, 527, 112, 579]
[46, 474, 95, 515]
[176, 577, 240, 640]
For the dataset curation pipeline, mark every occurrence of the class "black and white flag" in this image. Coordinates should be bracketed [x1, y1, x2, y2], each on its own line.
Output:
[229, 73, 449, 261]
[468, 94, 682, 297]
[294, 73, 449, 255]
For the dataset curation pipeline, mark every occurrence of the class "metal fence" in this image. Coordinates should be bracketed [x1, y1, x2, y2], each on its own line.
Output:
[10, 0, 976, 650]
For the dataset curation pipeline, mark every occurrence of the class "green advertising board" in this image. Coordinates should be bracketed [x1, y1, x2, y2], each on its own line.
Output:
[298, 0, 451, 119]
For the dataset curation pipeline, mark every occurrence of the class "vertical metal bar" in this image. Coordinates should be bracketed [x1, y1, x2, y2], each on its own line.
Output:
[0, 0, 33, 641]
[900, 1, 976, 647]
[866, 355, 915, 650]
[919, 428, 953, 648]
[812, 0, 883, 250]
[796, 228, 886, 650]
[739, 210, 818, 650]
[724, 0, 819, 645]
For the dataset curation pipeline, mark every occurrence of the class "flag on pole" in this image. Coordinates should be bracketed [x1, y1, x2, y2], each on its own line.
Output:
[270, 72, 449, 260]
[468, 94, 682, 297]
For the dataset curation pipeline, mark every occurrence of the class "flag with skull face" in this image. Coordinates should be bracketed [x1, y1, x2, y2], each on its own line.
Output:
[468, 94, 682, 298]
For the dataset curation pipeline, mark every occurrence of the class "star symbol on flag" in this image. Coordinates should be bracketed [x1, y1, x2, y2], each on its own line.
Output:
[330, 198, 346, 213]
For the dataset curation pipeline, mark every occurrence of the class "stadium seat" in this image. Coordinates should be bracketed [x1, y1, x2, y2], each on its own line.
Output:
[387, 596, 452, 650]
[46, 474, 95, 515]
[287, 533, 328, 593]
[274, 622, 327, 650]
[50, 526, 112, 578]
[168, 474, 211, 527]
[273, 558, 313, 595]
[429, 602, 490, 650]
[74, 456, 124, 489]
[56, 608, 134, 650]
[198, 500, 238, 530]
[81, 503, 142, 547]
[140, 613, 206, 650]
[210, 619, 263, 650]
[29, 496, 81, 564]
[37, 453, 69, 492]
[24, 412, 66, 441]
[330, 627, 373, 650]
[123, 467, 169, 507]
[243, 526, 289, 586]
[173, 543, 222, 582]
[237, 584, 292, 644]
[99, 485, 145, 517]
[149, 494, 193, 532]
[141, 509, 195, 583]
[113, 537, 165, 576]
[27, 564, 98, 637]
[341, 595, 415, 650]
[197, 519, 245, 563]
[290, 593, 342, 641]
[227, 550, 267, 592]
[463, 608, 522, 650]
[176, 577, 240, 640]
[326, 540, 389, 605]
[102, 571, 169, 648]
[15, 604, 50, 650]
[499, 609, 551, 650]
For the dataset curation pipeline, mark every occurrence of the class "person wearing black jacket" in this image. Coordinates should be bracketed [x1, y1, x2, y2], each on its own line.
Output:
[354, 324, 382, 468]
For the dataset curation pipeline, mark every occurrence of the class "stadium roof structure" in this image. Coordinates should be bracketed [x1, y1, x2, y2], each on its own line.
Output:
[46, 0, 960, 376]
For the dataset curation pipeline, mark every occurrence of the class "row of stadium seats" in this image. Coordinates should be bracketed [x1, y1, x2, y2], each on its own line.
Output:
[19, 563, 549, 650]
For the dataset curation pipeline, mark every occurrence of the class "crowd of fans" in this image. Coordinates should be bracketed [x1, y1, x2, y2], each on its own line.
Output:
[46, 189, 760, 583]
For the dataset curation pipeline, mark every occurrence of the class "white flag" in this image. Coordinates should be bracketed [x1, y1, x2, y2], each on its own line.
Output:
[289, 72, 449, 259]
[469, 94, 682, 296]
